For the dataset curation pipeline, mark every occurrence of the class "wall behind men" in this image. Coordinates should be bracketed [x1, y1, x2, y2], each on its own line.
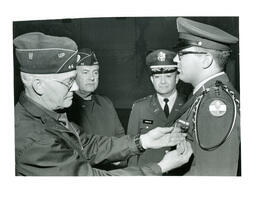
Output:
[13, 17, 239, 111]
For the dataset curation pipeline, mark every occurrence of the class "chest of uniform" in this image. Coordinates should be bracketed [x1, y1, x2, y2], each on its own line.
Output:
[139, 118, 166, 134]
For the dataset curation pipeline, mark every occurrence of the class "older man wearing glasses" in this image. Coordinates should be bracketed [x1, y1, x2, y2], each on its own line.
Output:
[14, 32, 192, 176]
[169, 17, 240, 176]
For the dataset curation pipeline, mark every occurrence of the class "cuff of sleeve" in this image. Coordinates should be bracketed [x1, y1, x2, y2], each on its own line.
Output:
[128, 135, 142, 155]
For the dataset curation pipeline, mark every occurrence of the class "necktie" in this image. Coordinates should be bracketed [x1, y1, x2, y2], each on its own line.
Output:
[164, 98, 169, 118]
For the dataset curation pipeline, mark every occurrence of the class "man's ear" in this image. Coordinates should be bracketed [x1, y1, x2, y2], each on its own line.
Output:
[202, 53, 213, 69]
[150, 76, 153, 84]
[32, 79, 44, 95]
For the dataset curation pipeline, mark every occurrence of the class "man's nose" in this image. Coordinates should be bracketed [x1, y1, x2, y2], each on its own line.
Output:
[70, 81, 79, 92]
[89, 73, 95, 81]
[160, 75, 166, 83]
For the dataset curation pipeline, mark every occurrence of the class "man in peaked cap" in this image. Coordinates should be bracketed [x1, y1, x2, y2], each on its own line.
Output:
[14, 32, 192, 176]
[67, 48, 126, 170]
[169, 17, 240, 176]
[127, 49, 187, 172]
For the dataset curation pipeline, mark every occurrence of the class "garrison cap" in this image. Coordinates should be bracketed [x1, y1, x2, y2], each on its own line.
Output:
[13, 32, 78, 74]
[174, 17, 239, 51]
[77, 48, 99, 66]
[146, 49, 177, 74]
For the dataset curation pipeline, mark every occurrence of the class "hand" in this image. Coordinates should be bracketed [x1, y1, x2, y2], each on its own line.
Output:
[140, 127, 186, 150]
[157, 141, 193, 173]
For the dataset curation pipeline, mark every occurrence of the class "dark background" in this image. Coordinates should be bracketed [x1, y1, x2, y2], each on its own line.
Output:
[13, 17, 239, 130]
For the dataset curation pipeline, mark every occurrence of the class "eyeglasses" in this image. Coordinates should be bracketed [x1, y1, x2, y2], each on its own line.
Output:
[177, 51, 207, 60]
[51, 78, 76, 90]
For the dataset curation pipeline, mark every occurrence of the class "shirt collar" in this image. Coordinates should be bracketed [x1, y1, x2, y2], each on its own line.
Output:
[193, 72, 225, 95]
[157, 89, 177, 104]
[76, 91, 93, 100]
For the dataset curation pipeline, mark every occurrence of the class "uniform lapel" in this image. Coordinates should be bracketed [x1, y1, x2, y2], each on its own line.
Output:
[165, 92, 198, 127]
[168, 93, 185, 122]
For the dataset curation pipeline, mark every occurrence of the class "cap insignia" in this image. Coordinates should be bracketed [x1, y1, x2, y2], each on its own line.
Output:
[68, 64, 74, 70]
[28, 52, 33, 60]
[157, 51, 166, 62]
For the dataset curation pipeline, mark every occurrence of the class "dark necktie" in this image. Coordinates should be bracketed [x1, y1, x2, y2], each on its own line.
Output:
[164, 98, 169, 118]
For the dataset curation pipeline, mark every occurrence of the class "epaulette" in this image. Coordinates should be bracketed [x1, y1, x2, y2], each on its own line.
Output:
[131, 95, 153, 109]
[134, 95, 153, 104]
[189, 80, 240, 151]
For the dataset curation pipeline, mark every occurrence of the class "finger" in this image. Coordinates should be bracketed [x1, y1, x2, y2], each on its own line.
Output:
[169, 133, 186, 143]
[157, 127, 174, 134]
[171, 132, 187, 139]
[171, 126, 182, 133]
[176, 141, 186, 154]
[186, 142, 193, 156]
[181, 141, 193, 157]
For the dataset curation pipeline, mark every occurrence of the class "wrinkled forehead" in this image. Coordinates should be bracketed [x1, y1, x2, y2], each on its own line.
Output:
[23, 70, 77, 81]
[76, 65, 99, 71]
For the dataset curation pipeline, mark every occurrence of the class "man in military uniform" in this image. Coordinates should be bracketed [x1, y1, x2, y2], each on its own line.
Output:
[14, 32, 192, 176]
[170, 17, 240, 176]
[67, 48, 126, 170]
[127, 49, 187, 167]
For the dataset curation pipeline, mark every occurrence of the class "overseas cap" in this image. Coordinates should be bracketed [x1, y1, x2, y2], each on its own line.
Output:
[14, 32, 78, 74]
[174, 17, 239, 51]
[77, 48, 99, 66]
[146, 49, 177, 74]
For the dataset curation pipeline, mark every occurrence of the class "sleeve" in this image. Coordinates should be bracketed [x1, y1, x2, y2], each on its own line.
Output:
[105, 97, 126, 138]
[113, 111, 126, 138]
[127, 103, 140, 136]
[80, 134, 140, 165]
[16, 135, 162, 176]
[190, 89, 240, 176]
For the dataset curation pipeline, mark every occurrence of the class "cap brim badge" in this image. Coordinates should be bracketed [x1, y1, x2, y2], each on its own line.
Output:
[209, 99, 227, 117]
[157, 51, 166, 62]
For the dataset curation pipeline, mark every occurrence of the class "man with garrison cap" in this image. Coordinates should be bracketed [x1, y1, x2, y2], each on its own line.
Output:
[169, 17, 240, 176]
[127, 49, 187, 169]
[14, 32, 192, 176]
[67, 48, 126, 170]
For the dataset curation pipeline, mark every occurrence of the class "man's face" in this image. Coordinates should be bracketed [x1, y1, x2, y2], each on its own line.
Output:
[173, 47, 204, 85]
[40, 71, 78, 110]
[150, 72, 178, 97]
[76, 65, 99, 94]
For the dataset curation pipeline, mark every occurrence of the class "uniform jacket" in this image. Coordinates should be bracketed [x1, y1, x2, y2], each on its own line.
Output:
[66, 93, 126, 170]
[127, 92, 187, 166]
[168, 73, 240, 176]
[15, 93, 162, 176]
[67, 93, 125, 138]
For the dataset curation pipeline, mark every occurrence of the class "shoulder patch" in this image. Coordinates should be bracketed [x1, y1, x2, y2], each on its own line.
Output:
[193, 85, 238, 150]
[208, 99, 227, 117]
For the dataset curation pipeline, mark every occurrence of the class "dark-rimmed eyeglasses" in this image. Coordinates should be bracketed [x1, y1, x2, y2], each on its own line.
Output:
[177, 51, 207, 60]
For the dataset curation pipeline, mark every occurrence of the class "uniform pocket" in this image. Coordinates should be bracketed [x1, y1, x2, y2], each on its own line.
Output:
[139, 119, 154, 134]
